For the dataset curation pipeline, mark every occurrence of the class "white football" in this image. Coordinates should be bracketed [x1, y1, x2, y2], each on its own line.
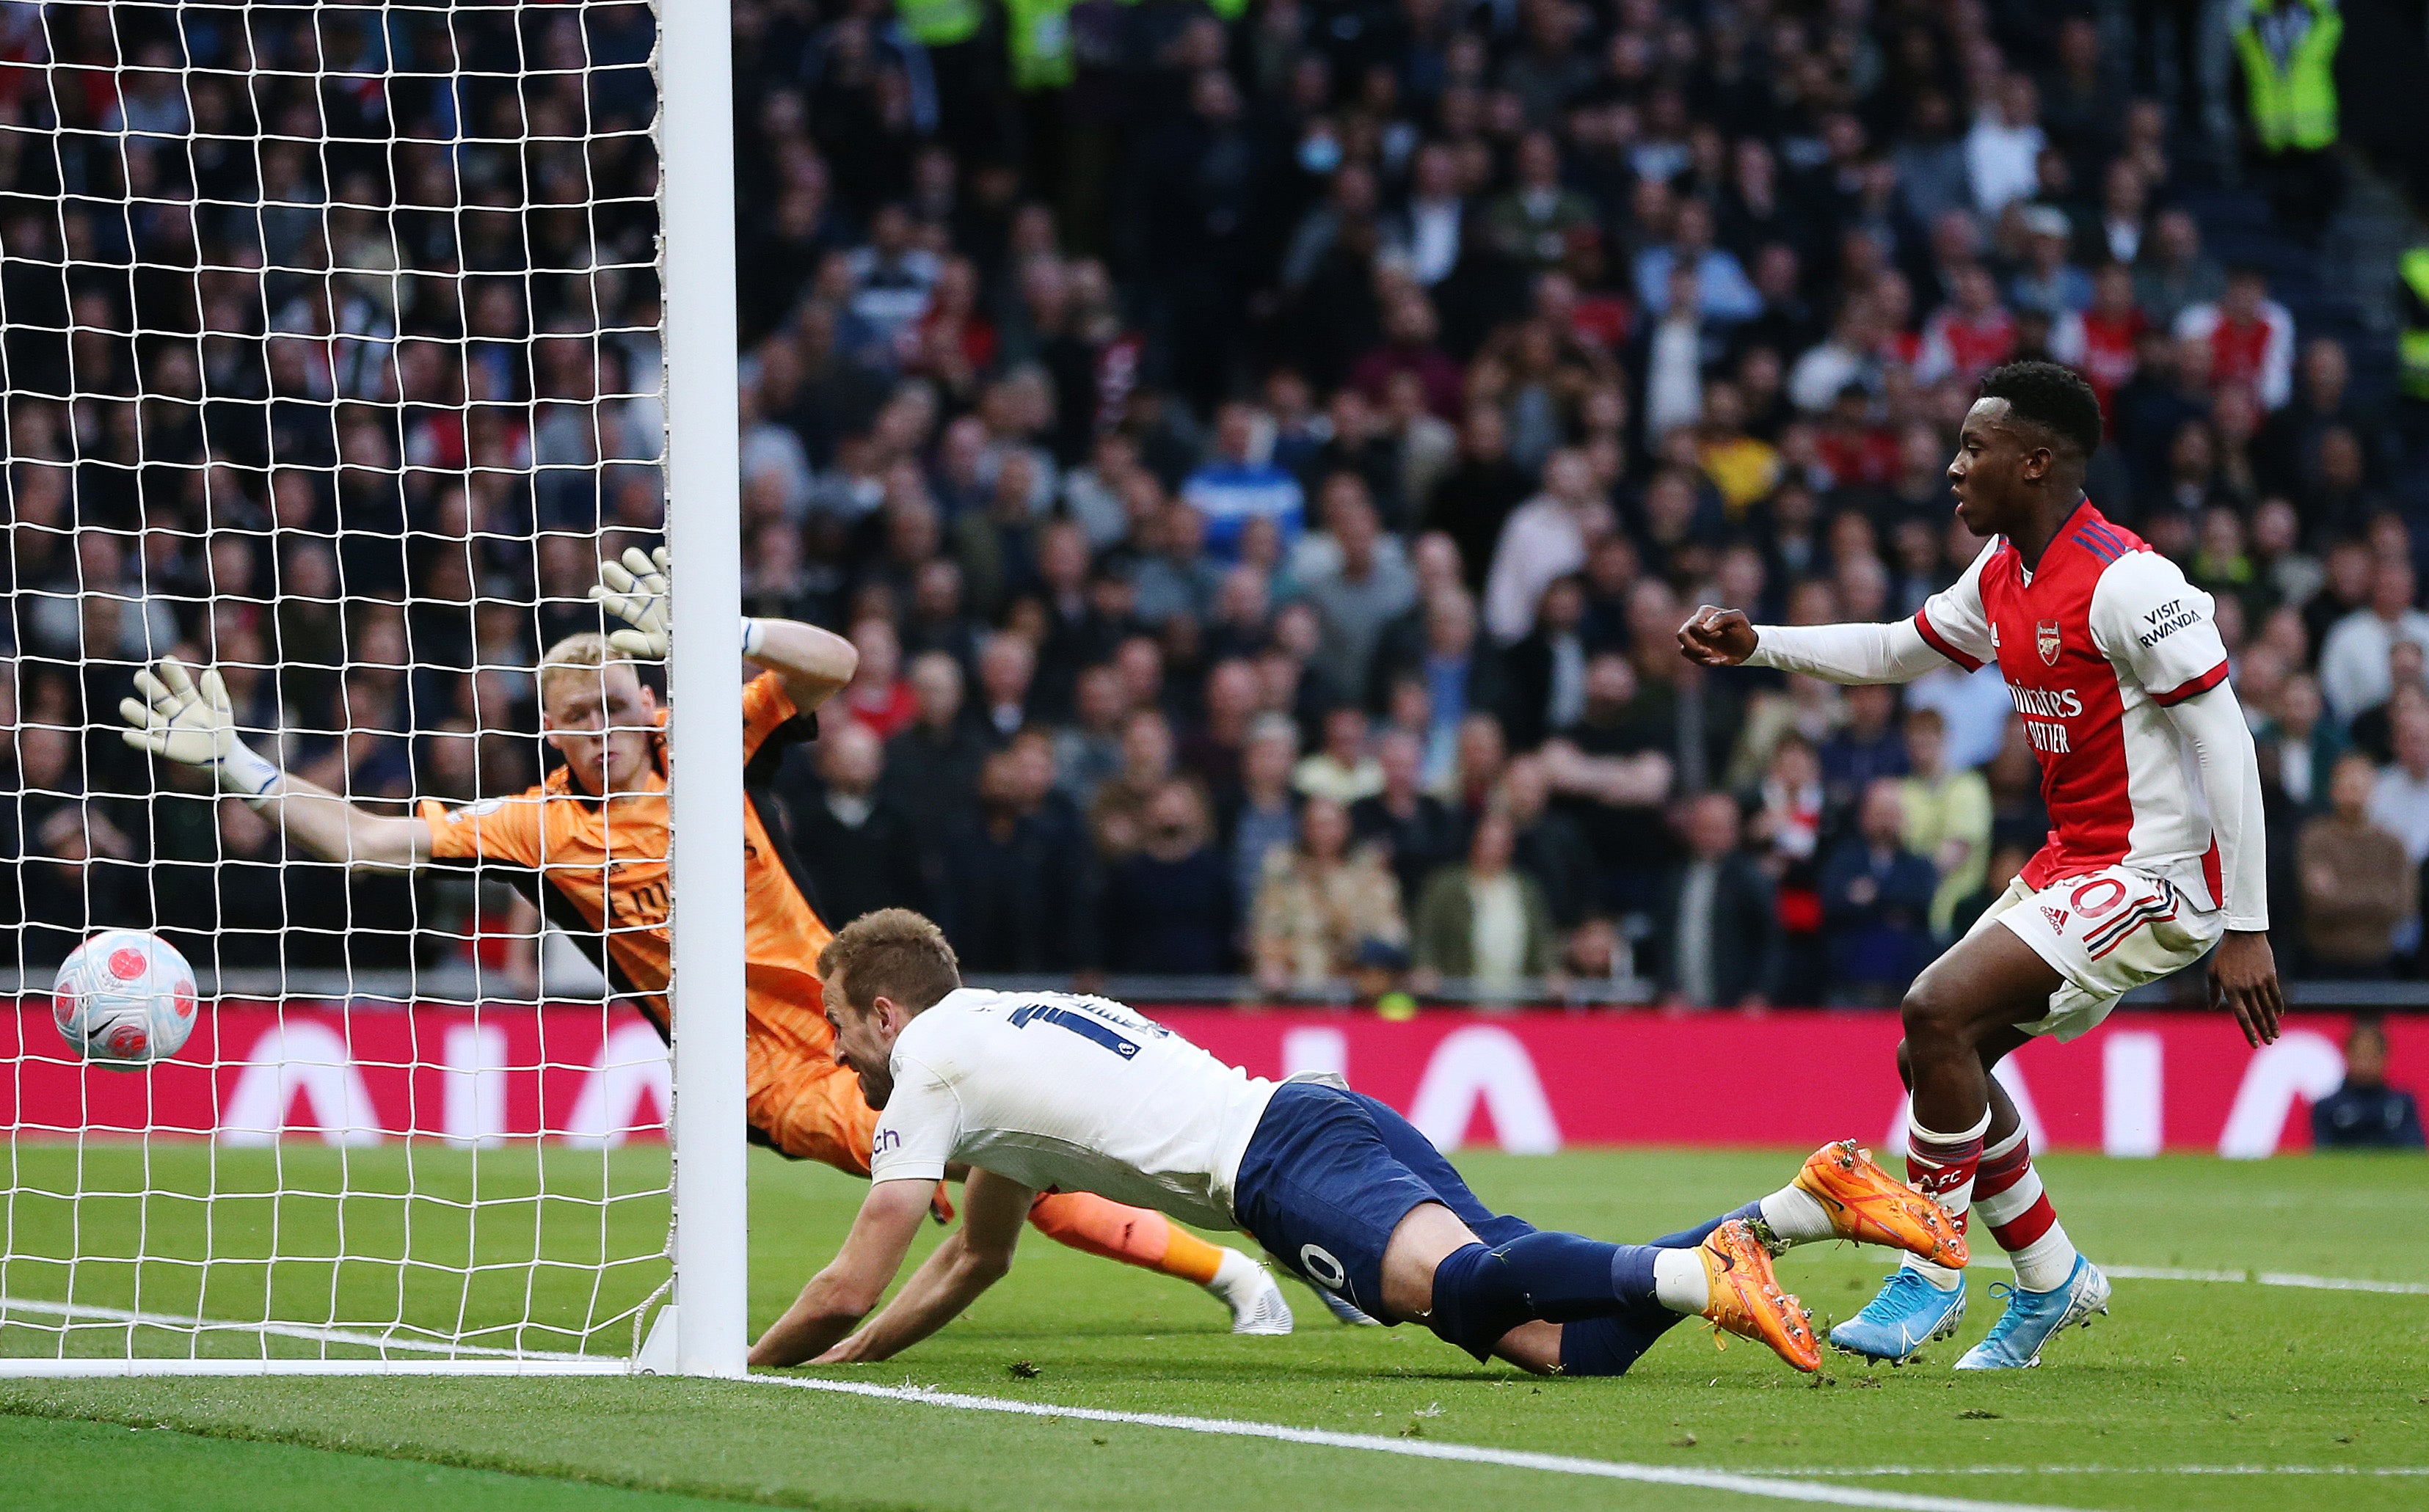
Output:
[53, 930, 200, 1067]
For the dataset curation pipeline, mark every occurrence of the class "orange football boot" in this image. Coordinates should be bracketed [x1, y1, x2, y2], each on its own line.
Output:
[1791, 1139, 1969, 1268]
[1698, 1219, 1821, 1373]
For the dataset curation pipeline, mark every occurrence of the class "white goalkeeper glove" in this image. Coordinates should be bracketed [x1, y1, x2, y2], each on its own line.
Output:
[119, 657, 281, 801]
[590, 545, 671, 660]
[589, 545, 767, 660]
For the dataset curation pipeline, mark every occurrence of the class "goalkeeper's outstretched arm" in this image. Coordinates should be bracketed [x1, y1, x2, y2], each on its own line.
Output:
[119, 659, 433, 870]
[122, 549, 859, 874]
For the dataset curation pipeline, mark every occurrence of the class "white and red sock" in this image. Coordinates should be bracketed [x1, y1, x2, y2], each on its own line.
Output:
[1970, 1125, 2080, 1292]
[1899, 1106, 1991, 1290]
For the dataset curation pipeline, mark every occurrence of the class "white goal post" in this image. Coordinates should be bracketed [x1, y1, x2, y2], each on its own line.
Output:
[0, 0, 746, 1376]
[658, 0, 750, 1381]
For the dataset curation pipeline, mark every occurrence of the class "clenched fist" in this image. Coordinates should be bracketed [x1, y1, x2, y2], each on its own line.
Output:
[1678, 606, 1759, 667]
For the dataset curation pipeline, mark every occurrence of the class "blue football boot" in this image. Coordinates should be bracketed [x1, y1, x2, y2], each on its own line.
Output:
[1954, 1256, 2112, 1369]
[1827, 1267, 1967, 1363]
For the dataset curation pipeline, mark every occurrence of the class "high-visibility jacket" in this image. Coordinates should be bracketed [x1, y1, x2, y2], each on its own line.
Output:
[1005, 0, 1073, 90]
[2400, 247, 2429, 401]
[896, 0, 982, 48]
[2232, 0, 2342, 152]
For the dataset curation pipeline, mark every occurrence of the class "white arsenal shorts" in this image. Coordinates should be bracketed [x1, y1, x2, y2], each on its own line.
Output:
[1965, 864, 2224, 1041]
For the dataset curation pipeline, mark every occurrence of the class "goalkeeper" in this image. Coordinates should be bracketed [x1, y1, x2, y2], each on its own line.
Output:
[120, 548, 1292, 1335]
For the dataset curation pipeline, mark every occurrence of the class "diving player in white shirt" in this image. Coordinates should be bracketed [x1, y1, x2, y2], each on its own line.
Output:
[1679, 361, 2284, 1368]
[749, 910, 1970, 1376]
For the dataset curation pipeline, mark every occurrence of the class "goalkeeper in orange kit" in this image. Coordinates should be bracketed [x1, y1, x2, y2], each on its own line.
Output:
[119, 546, 1293, 1336]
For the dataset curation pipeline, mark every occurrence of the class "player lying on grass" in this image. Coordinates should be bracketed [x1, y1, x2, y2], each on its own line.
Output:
[1681, 360, 2282, 1369]
[117, 548, 1291, 1335]
[751, 908, 1967, 1376]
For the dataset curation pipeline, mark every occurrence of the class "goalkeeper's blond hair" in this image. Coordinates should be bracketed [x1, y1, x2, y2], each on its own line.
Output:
[536, 632, 630, 710]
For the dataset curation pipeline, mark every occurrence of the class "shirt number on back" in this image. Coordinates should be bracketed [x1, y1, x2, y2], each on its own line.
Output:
[1008, 1001, 1140, 1059]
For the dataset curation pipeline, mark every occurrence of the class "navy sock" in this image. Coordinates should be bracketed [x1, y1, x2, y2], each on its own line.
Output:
[1648, 1200, 1764, 1250]
[1606, 1240, 1659, 1312]
[1428, 1232, 1665, 1359]
[1556, 1307, 1685, 1377]
[1549, 1203, 1764, 1374]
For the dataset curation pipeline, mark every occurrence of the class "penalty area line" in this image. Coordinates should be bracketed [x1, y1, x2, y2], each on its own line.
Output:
[749, 1373, 2091, 1512]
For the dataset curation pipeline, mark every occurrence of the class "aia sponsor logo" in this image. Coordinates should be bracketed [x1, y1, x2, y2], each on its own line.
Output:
[2036, 619, 2062, 665]
[2041, 905, 2070, 933]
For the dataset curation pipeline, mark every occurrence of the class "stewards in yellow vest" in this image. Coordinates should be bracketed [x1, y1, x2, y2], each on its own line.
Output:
[1005, 0, 1074, 92]
[896, 0, 982, 48]
[2232, 0, 2344, 236]
[2232, 0, 2342, 152]
[2399, 246, 2429, 407]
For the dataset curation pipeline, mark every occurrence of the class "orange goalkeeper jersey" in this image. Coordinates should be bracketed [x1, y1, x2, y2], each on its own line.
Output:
[418, 673, 837, 1100]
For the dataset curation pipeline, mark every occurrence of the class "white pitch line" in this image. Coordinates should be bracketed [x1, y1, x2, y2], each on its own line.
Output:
[0, 1358, 630, 1378]
[1963, 1259, 2429, 1296]
[1758, 1475, 2429, 1485]
[0, 1296, 600, 1362]
[751, 1373, 2091, 1512]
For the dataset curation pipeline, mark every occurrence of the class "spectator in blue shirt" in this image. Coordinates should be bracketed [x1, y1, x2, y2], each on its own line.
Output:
[1634, 199, 1763, 326]
[2010, 205, 2094, 317]
[2313, 1017, 2426, 1150]
[1820, 779, 1942, 1005]
[1182, 402, 1306, 563]
[1819, 684, 1912, 813]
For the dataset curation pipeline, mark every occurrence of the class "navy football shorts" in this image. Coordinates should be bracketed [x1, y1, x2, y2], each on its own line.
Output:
[1230, 1081, 1532, 1322]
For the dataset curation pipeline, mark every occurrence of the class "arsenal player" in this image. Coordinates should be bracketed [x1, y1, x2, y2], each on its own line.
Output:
[1679, 361, 2281, 1369]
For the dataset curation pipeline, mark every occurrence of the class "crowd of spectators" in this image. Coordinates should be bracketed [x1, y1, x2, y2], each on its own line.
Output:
[4, 1, 2428, 1007]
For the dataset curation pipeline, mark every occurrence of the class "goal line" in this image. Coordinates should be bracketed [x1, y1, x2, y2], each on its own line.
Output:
[0, 1293, 628, 1376]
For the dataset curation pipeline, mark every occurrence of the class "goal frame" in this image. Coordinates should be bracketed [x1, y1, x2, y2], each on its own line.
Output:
[0, 0, 749, 1380]
[657, 0, 753, 1383]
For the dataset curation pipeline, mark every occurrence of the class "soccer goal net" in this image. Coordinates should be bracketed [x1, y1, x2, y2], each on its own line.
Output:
[1, 0, 749, 1375]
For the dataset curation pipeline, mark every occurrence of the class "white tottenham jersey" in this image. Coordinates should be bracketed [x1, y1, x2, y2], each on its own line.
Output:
[867, 987, 1283, 1230]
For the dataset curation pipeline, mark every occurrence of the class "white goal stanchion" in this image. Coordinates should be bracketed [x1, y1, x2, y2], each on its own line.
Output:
[657, 0, 749, 1381]
[1, 0, 746, 1375]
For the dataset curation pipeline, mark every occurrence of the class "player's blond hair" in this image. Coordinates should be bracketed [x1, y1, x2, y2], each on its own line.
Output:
[819, 909, 962, 1015]
[536, 632, 627, 710]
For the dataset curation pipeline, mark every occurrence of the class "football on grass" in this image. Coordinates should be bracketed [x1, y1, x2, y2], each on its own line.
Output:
[53, 930, 199, 1067]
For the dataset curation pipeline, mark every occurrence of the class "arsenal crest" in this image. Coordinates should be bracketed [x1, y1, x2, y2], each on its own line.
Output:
[2036, 619, 2062, 665]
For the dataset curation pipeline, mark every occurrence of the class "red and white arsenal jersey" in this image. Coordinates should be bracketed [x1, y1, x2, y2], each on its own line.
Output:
[1909, 501, 2232, 907]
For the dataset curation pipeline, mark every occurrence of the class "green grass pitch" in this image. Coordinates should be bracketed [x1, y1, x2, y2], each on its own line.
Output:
[2, 1142, 2425, 1511]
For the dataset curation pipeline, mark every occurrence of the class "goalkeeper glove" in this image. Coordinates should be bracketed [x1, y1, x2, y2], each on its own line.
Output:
[119, 658, 281, 801]
[589, 545, 768, 659]
[590, 545, 672, 660]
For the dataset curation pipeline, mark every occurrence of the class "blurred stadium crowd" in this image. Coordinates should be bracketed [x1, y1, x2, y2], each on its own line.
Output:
[4, 0, 2428, 1005]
